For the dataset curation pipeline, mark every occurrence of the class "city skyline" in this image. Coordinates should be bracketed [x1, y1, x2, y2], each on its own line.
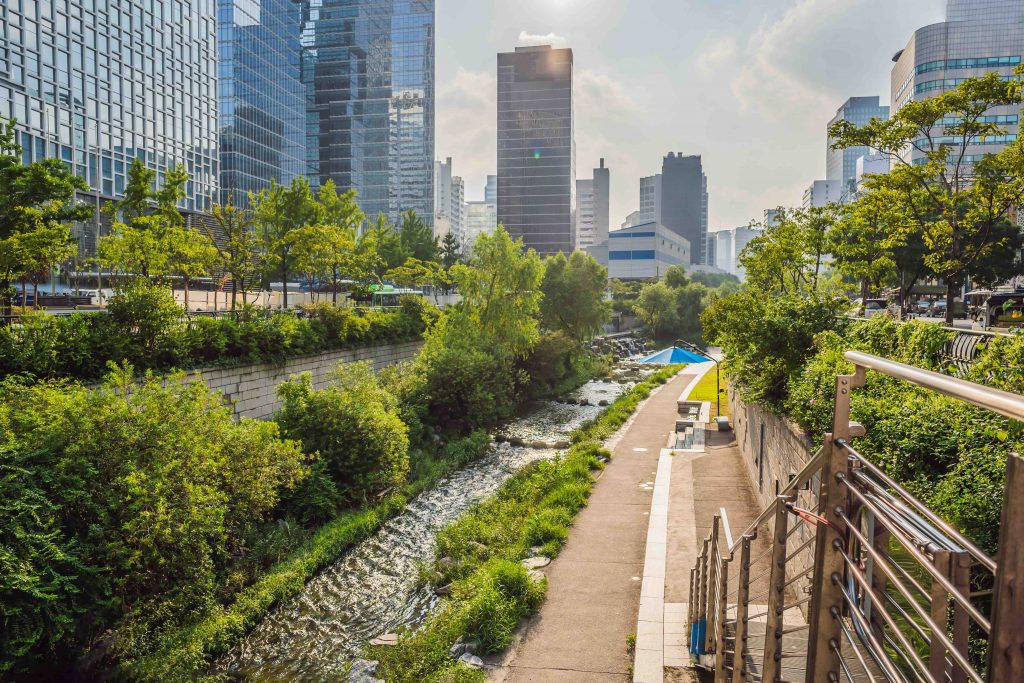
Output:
[436, 0, 946, 230]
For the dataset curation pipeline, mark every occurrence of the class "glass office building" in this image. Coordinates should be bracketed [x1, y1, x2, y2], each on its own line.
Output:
[891, 0, 1024, 165]
[301, 0, 435, 226]
[826, 96, 889, 196]
[497, 45, 575, 256]
[0, 0, 219, 256]
[218, 0, 306, 207]
[660, 153, 708, 265]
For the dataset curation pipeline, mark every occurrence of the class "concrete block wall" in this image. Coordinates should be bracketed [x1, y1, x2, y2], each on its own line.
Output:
[194, 340, 423, 421]
[729, 390, 819, 605]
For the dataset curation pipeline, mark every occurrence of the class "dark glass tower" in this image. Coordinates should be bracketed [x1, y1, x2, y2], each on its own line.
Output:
[660, 153, 708, 265]
[497, 45, 575, 255]
[218, 0, 306, 207]
[301, 0, 435, 226]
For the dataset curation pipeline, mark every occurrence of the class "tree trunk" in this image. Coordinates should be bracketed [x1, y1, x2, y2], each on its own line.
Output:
[33, 280, 39, 310]
[282, 266, 289, 309]
[333, 267, 338, 305]
[184, 278, 190, 310]
[232, 278, 239, 310]
[21, 277, 28, 309]
[861, 278, 870, 309]
[946, 280, 957, 326]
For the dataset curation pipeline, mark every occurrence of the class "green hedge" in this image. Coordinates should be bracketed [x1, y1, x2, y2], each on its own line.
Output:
[0, 289, 437, 382]
[372, 366, 683, 681]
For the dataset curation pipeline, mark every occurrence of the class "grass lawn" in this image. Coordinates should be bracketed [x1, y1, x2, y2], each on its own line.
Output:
[687, 366, 730, 419]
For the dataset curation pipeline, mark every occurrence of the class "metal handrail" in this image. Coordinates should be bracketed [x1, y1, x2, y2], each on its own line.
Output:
[845, 350, 1024, 421]
[728, 445, 825, 553]
[839, 445, 995, 572]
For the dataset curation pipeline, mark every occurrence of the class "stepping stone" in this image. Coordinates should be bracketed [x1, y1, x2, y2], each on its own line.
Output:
[522, 556, 551, 569]
[369, 633, 399, 646]
[459, 653, 485, 669]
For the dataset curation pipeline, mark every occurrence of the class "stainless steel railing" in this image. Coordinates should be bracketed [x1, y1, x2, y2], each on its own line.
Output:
[687, 351, 1024, 683]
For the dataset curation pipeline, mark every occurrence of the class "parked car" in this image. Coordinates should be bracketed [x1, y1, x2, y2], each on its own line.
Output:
[862, 299, 890, 319]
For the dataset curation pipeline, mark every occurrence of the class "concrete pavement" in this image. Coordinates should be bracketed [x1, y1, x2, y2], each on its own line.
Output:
[490, 368, 701, 683]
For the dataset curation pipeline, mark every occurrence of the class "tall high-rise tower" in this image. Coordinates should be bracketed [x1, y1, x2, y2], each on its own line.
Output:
[497, 45, 575, 255]
[0, 0, 219, 258]
[660, 154, 708, 265]
[826, 97, 889, 196]
[218, 0, 306, 207]
[892, 0, 1023, 166]
[302, 0, 435, 226]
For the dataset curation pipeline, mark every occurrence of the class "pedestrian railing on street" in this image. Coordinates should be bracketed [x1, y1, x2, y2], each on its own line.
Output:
[688, 351, 1024, 682]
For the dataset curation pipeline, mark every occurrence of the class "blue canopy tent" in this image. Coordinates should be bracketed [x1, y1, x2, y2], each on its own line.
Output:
[639, 347, 710, 365]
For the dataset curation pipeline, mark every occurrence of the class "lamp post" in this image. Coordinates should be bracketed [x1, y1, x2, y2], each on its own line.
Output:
[675, 339, 721, 417]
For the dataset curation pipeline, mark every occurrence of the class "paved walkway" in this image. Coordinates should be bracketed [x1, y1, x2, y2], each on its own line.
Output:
[490, 368, 702, 683]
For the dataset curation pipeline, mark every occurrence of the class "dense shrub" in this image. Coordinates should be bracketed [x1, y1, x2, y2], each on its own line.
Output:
[0, 367, 307, 676]
[701, 291, 847, 408]
[0, 285, 434, 382]
[276, 363, 410, 519]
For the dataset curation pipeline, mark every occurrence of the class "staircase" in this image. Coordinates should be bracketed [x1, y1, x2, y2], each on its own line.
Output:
[685, 351, 1024, 683]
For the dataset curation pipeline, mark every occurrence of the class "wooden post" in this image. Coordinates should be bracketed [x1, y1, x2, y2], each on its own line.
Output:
[733, 537, 752, 683]
[763, 499, 788, 683]
[715, 560, 730, 681]
[805, 368, 862, 683]
[988, 453, 1024, 682]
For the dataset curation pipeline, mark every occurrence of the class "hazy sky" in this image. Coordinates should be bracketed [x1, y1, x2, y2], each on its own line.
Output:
[435, 0, 947, 231]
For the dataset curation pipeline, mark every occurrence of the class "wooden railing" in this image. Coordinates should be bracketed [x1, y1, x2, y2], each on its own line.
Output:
[688, 351, 1024, 682]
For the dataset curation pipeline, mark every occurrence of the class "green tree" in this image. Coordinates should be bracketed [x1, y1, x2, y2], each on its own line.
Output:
[0, 116, 90, 313]
[827, 190, 906, 304]
[167, 226, 219, 309]
[358, 213, 406, 282]
[830, 71, 1024, 323]
[635, 281, 680, 340]
[539, 251, 610, 342]
[208, 197, 260, 309]
[449, 227, 544, 359]
[12, 222, 77, 308]
[398, 210, 439, 263]
[740, 206, 839, 296]
[440, 232, 462, 269]
[97, 161, 191, 283]
[251, 177, 319, 308]
[290, 223, 359, 304]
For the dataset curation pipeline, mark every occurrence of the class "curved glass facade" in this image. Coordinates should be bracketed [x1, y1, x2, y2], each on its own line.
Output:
[301, 0, 435, 226]
[218, 0, 306, 207]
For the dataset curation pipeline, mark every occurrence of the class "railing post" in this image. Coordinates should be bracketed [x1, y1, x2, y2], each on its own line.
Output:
[732, 537, 751, 683]
[705, 515, 721, 655]
[688, 566, 697, 649]
[988, 453, 1024, 682]
[762, 499, 788, 683]
[715, 559, 730, 681]
[930, 549, 952, 682]
[805, 369, 862, 683]
[950, 551, 971, 683]
[697, 538, 709, 655]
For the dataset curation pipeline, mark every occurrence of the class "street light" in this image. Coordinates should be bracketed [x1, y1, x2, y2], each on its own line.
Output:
[674, 338, 721, 417]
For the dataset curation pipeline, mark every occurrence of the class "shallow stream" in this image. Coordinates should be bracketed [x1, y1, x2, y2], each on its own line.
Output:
[214, 369, 646, 681]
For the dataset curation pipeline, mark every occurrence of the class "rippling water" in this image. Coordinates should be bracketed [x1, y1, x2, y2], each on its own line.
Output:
[214, 370, 645, 681]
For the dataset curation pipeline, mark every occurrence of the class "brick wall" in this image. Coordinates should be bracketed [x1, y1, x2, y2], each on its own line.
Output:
[195, 340, 422, 420]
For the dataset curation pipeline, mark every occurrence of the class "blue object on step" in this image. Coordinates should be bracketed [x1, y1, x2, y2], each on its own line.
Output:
[690, 618, 706, 655]
[639, 347, 710, 365]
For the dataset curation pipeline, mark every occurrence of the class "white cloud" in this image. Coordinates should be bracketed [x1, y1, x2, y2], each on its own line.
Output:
[436, 68, 497, 200]
[517, 30, 568, 47]
[696, 36, 738, 75]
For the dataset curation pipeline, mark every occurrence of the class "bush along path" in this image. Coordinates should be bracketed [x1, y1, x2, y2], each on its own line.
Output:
[366, 365, 684, 682]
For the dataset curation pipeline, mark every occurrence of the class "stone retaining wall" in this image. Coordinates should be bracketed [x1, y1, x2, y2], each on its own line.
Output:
[729, 390, 819, 605]
[196, 340, 422, 420]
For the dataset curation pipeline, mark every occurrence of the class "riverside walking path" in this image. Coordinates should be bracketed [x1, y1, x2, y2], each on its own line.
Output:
[491, 365, 713, 682]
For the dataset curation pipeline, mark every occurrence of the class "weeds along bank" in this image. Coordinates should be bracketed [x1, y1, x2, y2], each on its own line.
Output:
[703, 292, 1024, 555]
[0, 229, 618, 681]
[369, 366, 683, 682]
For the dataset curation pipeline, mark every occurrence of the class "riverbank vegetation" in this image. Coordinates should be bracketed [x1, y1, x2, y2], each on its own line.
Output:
[0, 225, 614, 680]
[616, 266, 738, 344]
[372, 366, 683, 681]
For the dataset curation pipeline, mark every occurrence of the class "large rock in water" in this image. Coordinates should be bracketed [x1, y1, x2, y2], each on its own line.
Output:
[349, 659, 383, 683]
